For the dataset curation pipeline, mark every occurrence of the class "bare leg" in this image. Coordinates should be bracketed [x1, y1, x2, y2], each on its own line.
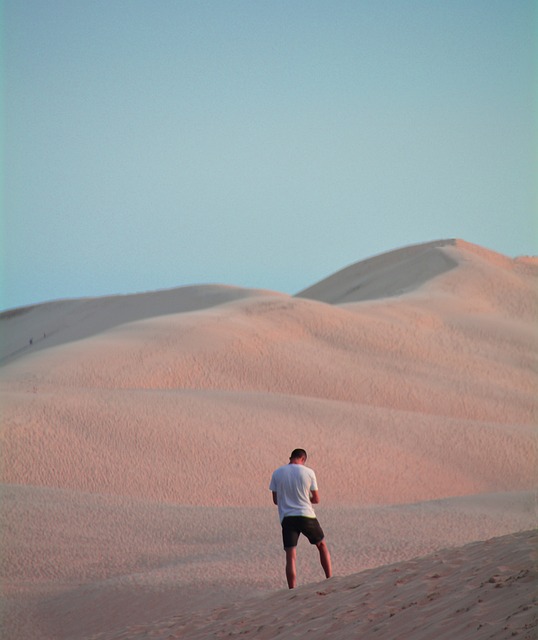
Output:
[285, 547, 297, 588]
[316, 540, 332, 579]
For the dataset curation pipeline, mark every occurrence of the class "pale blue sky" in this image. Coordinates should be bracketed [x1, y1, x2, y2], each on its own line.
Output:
[2, 0, 536, 311]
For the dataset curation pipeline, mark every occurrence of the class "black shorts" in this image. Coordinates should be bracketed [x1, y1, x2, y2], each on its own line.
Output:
[281, 516, 325, 548]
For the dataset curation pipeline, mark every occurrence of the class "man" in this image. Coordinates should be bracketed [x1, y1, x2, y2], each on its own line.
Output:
[269, 448, 332, 588]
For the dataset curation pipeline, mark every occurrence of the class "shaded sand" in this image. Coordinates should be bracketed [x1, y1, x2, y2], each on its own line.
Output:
[1, 239, 536, 639]
[0, 284, 279, 364]
[296, 239, 460, 303]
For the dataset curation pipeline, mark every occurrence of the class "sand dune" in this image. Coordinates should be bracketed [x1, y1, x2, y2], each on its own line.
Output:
[296, 239, 460, 303]
[0, 283, 280, 364]
[1, 239, 536, 639]
[85, 529, 537, 640]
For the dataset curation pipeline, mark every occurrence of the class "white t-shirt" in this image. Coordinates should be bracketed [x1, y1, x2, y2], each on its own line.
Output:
[269, 463, 318, 522]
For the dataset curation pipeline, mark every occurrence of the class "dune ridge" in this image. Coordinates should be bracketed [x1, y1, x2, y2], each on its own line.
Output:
[296, 238, 460, 303]
[0, 284, 280, 364]
[1, 239, 536, 639]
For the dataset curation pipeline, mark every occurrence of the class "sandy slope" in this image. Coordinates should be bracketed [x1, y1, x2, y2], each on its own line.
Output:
[86, 529, 538, 640]
[1, 239, 536, 639]
[296, 239, 461, 303]
[0, 284, 278, 364]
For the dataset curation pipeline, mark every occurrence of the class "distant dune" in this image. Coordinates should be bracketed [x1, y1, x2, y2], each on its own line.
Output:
[1, 239, 536, 639]
[296, 238, 460, 303]
[0, 284, 280, 364]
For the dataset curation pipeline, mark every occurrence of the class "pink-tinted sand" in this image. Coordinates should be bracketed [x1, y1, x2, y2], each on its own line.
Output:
[1, 239, 536, 639]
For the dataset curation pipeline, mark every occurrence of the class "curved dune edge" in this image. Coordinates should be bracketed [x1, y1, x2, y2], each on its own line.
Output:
[296, 238, 536, 304]
[296, 238, 460, 303]
[83, 529, 537, 640]
[0, 284, 283, 364]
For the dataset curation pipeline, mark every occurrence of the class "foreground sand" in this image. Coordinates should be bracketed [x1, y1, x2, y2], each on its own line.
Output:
[1, 239, 536, 639]
[86, 529, 537, 640]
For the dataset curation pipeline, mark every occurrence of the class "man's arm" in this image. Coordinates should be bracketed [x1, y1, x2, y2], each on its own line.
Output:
[272, 491, 278, 505]
[310, 490, 320, 504]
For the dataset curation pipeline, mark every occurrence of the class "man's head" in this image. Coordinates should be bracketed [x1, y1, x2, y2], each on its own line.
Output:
[289, 448, 307, 464]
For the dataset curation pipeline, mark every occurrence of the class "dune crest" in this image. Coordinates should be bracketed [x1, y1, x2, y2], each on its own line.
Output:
[0, 284, 284, 364]
[296, 238, 459, 303]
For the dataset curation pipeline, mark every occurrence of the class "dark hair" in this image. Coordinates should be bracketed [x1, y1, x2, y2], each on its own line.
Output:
[290, 448, 307, 461]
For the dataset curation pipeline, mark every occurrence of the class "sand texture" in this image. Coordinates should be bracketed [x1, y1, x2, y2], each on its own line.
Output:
[1, 239, 536, 639]
[85, 529, 537, 640]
